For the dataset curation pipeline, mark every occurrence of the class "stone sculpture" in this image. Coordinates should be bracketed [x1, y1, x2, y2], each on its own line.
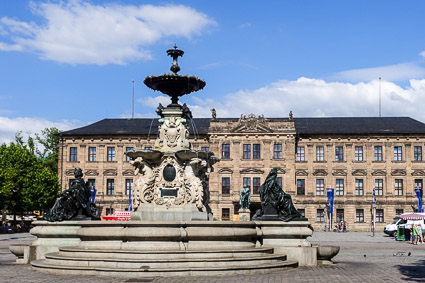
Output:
[44, 168, 100, 222]
[239, 186, 251, 209]
[257, 168, 304, 222]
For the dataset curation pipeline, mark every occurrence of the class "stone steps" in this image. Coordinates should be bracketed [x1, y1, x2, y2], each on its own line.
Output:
[31, 247, 298, 277]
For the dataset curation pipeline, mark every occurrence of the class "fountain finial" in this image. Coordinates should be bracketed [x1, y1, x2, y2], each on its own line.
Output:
[167, 44, 184, 74]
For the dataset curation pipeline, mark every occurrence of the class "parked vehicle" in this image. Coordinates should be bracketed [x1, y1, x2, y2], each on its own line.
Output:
[384, 218, 406, 237]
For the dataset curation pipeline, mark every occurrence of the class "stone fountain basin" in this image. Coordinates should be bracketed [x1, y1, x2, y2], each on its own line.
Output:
[9, 244, 25, 258]
[126, 149, 163, 161]
[316, 245, 340, 260]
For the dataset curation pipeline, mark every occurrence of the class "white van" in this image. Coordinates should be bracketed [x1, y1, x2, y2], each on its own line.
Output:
[384, 218, 406, 237]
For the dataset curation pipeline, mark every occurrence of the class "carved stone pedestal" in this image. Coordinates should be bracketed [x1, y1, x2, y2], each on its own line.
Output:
[238, 208, 251, 221]
[131, 203, 209, 221]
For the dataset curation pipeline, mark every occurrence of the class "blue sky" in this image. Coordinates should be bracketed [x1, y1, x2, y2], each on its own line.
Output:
[1, 0, 425, 143]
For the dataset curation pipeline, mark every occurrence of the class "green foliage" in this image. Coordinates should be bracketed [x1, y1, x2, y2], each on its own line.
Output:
[0, 127, 61, 214]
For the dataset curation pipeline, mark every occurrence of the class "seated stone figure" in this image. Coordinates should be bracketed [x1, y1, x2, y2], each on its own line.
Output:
[259, 168, 303, 222]
[44, 168, 99, 222]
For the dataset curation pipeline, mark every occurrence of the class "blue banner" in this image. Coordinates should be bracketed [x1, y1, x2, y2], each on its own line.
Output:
[128, 188, 132, 211]
[89, 188, 97, 203]
[415, 188, 423, 213]
[373, 186, 376, 204]
[326, 188, 334, 214]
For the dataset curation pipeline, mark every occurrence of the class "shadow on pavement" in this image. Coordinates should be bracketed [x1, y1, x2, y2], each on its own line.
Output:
[398, 259, 425, 281]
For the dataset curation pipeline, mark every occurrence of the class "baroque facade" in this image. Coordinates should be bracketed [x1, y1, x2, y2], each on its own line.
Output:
[59, 115, 425, 231]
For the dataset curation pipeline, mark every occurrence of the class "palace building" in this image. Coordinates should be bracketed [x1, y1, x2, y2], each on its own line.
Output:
[59, 114, 425, 231]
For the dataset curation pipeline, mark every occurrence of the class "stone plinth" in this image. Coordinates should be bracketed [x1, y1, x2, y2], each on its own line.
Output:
[131, 203, 209, 221]
[238, 208, 251, 221]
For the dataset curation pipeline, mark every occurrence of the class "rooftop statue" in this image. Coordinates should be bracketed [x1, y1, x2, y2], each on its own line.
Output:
[44, 168, 100, 222]
[258, 168, 305, 222]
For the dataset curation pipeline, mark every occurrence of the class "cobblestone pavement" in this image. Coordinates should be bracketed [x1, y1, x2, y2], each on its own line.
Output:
[1, 232, 424, 283]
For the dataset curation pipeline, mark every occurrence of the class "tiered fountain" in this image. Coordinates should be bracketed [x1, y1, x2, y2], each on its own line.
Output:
[16, 47, 323, 278]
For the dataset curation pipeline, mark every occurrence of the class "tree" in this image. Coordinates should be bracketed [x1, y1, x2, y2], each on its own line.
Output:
[0, 130, 60, 224]
[35, 127, 61, 172]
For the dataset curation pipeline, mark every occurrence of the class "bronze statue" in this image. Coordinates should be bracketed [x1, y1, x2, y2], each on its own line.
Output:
[44, 168, 100, 222]
[239, 186, 250, 209]
[258, 168, 304, 222]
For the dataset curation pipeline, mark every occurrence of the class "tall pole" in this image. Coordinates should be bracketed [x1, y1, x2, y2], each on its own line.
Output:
[379, 77, 382, 118]
[132, 80, 135, 119]
[373, 204, 376, 237]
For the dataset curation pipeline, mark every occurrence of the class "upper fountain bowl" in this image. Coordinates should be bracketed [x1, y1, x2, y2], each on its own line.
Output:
[143, 45, 206, 105]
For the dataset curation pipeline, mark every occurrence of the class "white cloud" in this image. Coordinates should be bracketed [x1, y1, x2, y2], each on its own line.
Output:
[0, 116, 81, 144]
[141, 77, 425, 123]
[0, 1, 216, 65]
[138, 95, 171, 108]
[334, 62, 425, 82]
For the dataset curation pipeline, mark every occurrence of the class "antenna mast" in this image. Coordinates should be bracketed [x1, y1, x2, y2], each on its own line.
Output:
[132, 80, 135, 119]
[379, 77, 381, 117]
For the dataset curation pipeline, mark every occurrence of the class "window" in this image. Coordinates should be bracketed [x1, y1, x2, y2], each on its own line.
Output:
[395, 179, 403, 196]
[222, 208, 230, 221]
[316, 209, 325, 222]
[375, 179, 383, 196]
[376, 209, 384, 223]
[395, 209, 404, 216]
[201, 147, 209, 152]
[335, 146, 344, 161]
[355, 179, 364, 196]
[415, 179, 423, 191]
[394, 146, 402, 161]
[355, 146, 363, 161]
[243, 144, 251, 159]
[253, 144, 261, 159]
[297, 179, 305, 195]
[356, 209, 364, 222]
[87, 179, 96, 191]
[144, 146, 152, 150]
[88, 147, 96, 162]
[125, 179, 133, 195]
[316, 146, 324, 161]
[336, 179, 344, 196]
[222, 177, 230, 195]
[107, 147, 115, 162]
[274, 143, 282, 159]
[336, 209, 344, 223]
[126, 147, 133, 161]
[316, 179, 324, 196]
[414, 146, 422, 161]
[296, 146, 305, 161]
[374, 146, 383, 161]
[106, 208, 114, 215]
[277, 177, 282, 189]
[253, 177, 261, 194]
[298, 209, 305, 217]
[106, 179, 114, 195]
[69, 147, 78, 161]
[222, 144, 230, 159]
[243, 177, 251, 193]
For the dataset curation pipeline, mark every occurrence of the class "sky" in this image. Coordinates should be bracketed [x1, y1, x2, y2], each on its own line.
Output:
[1, 0, 425, 143]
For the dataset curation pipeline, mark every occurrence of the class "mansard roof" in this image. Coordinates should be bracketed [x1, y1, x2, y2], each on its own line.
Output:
[61, 117, 425, 137]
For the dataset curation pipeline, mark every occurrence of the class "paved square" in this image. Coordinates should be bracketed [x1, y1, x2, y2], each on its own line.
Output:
[1, 232, 424, 282]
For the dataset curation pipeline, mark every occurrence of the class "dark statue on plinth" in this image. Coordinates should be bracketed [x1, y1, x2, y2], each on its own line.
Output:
[239, 186, 251, 209]
[44, 168, 100, 222]
[254, 168, 306, 222]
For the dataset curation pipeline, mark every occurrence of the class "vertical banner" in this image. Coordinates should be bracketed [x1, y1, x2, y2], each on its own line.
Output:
[89, 188, 96, 203]
[372, 186, 376, 237]
[327, 188, 334, 213]
[326, 188, 334, 232]
[128, 187, 132, 212]
[415, 188, 423, 213]
[373, 186, 376, 205]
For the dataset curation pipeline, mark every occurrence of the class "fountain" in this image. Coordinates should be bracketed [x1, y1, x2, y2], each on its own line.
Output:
[13, 47, 326, 278]
[126, 45, 217, 221]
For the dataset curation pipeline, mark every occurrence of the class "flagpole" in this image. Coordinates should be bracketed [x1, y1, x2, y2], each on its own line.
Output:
[373, 186, 376, 237]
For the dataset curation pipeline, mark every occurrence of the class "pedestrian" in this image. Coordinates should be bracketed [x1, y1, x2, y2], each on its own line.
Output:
[418, 224, 423, 244]
[413, 224, 419, 245]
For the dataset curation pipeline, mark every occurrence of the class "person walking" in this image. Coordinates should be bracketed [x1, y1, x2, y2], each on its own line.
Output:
[413, 224, 419, 245]
[418, 224, 423, 244]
